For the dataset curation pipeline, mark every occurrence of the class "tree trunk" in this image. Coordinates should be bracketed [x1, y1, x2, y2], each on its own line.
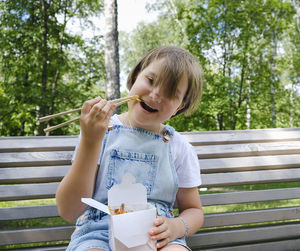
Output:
[39, 0, 49, 135]
[246, 80, 251, 129]
[47, 9, 67, 135]
[270, 30, 278, 127]
[289, 87, 294, 127]
[104, 0, 120, 113]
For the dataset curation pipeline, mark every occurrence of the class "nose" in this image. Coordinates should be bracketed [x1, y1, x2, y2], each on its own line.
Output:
[149, 86, 163, 103]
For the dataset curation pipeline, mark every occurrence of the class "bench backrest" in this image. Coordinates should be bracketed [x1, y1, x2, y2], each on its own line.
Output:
[183, 128, 300, 250]
[1, 128, 300, 250]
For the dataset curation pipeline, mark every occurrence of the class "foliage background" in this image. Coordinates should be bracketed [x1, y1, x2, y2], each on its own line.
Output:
[0, 0, 299, 136]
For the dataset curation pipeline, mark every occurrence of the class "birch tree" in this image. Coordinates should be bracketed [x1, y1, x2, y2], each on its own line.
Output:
[104, 0, 120, 110]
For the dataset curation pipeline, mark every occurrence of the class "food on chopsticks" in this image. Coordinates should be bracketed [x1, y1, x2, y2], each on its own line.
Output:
[39, 95, 141, 133]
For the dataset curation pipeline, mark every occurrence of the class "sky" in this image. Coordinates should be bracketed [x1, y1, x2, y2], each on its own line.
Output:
[74, 0, 157, 38]
[118, 0, 156, 33]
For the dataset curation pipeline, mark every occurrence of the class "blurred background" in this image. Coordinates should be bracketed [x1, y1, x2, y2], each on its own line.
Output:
[0, 0, 299, 136]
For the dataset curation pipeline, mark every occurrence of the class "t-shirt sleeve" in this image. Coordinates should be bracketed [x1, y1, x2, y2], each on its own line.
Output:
[172, 132, 202, 188]
[71, 133, 81, 163]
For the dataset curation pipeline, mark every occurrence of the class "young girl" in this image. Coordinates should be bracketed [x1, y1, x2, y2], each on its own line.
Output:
[56, 45, 204, 251]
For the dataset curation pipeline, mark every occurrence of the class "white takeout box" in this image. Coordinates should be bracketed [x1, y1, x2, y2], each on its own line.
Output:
[82, 173, 157, 251]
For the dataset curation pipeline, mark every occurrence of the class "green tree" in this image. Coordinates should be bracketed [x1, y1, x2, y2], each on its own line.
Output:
[120, 0, 299, 131]
[179, 0, 298, 129]
[0, 0, 105, 136]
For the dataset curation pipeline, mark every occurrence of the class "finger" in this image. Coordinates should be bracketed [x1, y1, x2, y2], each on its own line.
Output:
[100, 101, 115, 115]
[81, 97, 101, 114]
[97, 101, 116, 122]
[149, 216, 166, 236]
[156, 238, 169, 249]
[150, 226, 169, 241]
[89, 99, 108, 118]
[150, 224, 168, 239]
[154, 216, 164, 227]
[104, 101, 116, 120]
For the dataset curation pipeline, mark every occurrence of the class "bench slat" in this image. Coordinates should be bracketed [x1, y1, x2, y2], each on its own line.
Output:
[187, 223, 300, 250]
[195, 141, 300, 158]
[0, 226, 74, 246]
[0, 166, 69, 184]
[14, 246, 68, 251]
[2, 128, 298, 151]
[3, 205, 299, 228]
[182, 128, 300, 145]
[201, 168, 300, 187]
[2, 169, 300, 201]
[0, 151, 73, 167]
[203, 207, 300, 228]
[0, 205, 59, 221]
[15, 246, 68, 251]
[0, 136, 77, 152]
[201, 187, 300, 206]
[199, 154, 300, 173]
[2, 142, 300, 167]
[2, 188, 299, 221]
[0, 183, 59, 201]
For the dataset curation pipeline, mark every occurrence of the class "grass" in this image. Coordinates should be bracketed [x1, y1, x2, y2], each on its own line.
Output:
[0, 241, 69, 250]
[200, 181, 300, 194]
[200, 182, 300, 214]
[0, 198, 73, 230]
[203, 198, 300, 214]
[0, 198, 57, 207]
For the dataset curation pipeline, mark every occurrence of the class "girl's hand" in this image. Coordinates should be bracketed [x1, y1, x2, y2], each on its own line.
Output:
[149, 216, 180, 249]
[80, 97, 116, 143]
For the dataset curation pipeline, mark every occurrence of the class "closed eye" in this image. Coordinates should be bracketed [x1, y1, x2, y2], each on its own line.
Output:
[147, 76, 154, 85]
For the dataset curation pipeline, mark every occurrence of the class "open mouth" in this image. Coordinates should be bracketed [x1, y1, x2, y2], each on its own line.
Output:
[140, 101, 158, 113]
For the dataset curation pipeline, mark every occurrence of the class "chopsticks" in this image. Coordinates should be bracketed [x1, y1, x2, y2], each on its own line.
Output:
[40, 95, 141, 133]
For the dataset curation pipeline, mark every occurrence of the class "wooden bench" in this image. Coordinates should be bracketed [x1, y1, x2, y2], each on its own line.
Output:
[1, 128, 300, 250]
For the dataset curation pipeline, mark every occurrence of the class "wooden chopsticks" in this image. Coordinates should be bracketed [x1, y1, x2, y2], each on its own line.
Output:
[40, 95, 141, 133]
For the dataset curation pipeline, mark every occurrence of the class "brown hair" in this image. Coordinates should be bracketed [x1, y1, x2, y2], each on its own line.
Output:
[127, 46, 203, 116]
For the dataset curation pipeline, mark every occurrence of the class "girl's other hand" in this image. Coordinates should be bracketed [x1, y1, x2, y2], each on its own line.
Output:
[149, 216, 180, 249]
[80, 97, 116, 143]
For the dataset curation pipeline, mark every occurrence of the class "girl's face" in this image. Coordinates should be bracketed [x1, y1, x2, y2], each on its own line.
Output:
[128, 59, 188, 132]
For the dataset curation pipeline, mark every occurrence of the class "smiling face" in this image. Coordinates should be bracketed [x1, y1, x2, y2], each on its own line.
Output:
[127, 58, 188, 132]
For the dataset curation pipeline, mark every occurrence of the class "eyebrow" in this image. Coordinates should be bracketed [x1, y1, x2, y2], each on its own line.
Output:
[146, 71, 157, 78]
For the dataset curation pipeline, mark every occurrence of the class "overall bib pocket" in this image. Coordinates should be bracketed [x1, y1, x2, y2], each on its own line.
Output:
[106, 148, 158, 195]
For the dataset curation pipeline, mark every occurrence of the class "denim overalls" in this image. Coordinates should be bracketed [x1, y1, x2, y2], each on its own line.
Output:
[67, 125, 191, 251]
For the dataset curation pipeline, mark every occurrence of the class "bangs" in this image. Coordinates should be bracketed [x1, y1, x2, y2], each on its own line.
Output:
[141, 56, 185, 100]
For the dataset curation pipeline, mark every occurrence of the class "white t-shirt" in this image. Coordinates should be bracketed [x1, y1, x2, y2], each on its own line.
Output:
[110, 115, 201, 188]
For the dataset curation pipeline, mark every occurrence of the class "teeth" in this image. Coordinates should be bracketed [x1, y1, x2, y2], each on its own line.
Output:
[141, 102, 158, 112]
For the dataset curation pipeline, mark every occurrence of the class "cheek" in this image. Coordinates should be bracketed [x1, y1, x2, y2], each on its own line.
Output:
[128, 84, 140, 96]
[129, 80, 150, 95]
[162, 103, 179, 118]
